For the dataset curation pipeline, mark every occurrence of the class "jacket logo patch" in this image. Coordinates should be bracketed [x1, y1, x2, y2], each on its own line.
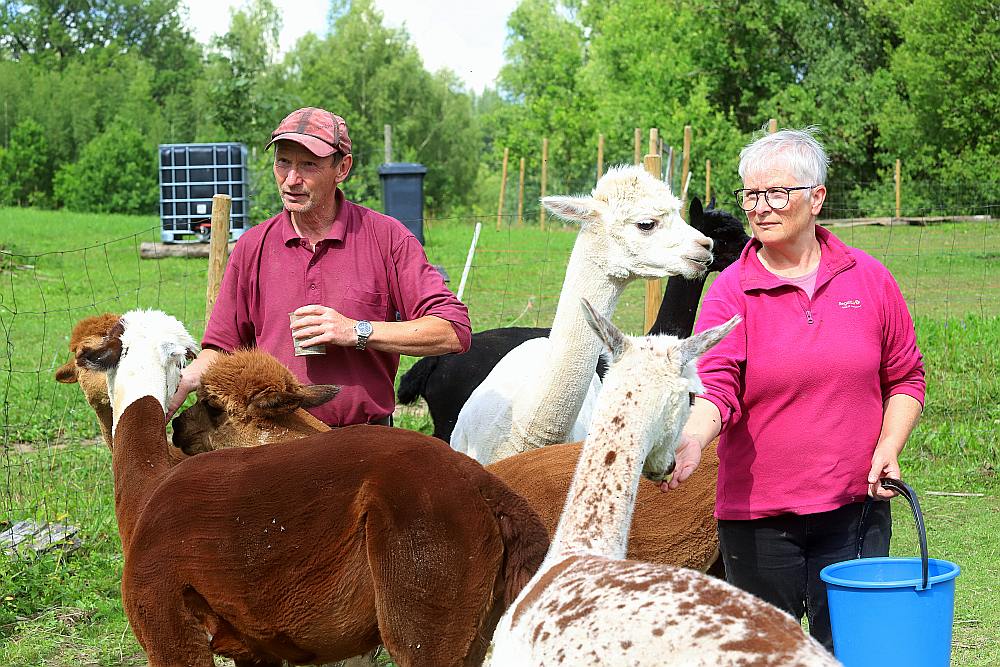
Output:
[838, 299, 862, 309]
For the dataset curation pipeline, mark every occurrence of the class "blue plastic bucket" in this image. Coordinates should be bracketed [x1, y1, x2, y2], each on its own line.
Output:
[821, 479, 961, 667]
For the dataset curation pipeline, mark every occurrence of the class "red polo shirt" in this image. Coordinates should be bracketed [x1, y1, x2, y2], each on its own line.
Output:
[203, 190, 472, 426]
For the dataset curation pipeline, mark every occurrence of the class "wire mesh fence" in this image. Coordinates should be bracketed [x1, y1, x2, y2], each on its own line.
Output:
[2, 192, 998, 550]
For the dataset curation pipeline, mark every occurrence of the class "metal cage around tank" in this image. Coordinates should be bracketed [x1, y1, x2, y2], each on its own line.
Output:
[158, 143, 250, 243]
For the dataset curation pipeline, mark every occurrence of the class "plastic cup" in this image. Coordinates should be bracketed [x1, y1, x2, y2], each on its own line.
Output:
[289, 312, 326, 356]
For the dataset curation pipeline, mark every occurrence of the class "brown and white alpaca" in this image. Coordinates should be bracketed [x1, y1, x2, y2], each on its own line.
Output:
[78, 309, 549, 667]
[451, 165, 713, 465]
[486, 301, 838, 666]
[57, 321, 374, 667]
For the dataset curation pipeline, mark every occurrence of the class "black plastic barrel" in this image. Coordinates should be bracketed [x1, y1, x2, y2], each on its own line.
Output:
[378, 162, 427, 244]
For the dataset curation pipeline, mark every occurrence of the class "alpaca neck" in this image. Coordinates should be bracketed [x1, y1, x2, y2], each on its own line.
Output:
[647, 274, 707, 337]
[111, 396, 173, 550]
[546, 373, 659, 561]
[510, 233, 624, 449]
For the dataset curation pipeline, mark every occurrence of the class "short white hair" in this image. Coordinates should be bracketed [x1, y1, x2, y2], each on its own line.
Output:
[738, 125, 829, 186]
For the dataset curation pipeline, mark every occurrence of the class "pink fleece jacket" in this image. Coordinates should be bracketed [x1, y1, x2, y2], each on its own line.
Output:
[695, 225, 925, 520]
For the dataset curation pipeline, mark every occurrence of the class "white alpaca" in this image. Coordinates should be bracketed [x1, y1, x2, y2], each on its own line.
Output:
[452, 165, 712, 464]
[486, 301, 839, 667]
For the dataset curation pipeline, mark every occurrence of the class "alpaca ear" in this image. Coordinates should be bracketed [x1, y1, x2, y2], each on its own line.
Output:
[162, 340, 198, 366]
[542, 196, 602, 225]
[708, 195, 717, 210]
[580, 298, 628, 363]
[299, 384, 341, 408]
[677, 315, 742, 367]
[55, 360, 80, 384]
[688, 197, 705, 232]
[247, 389, 304, 417]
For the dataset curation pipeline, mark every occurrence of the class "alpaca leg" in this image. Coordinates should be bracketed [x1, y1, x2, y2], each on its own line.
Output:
[364, 507, 504, 667]
[135, 614, 215, 667]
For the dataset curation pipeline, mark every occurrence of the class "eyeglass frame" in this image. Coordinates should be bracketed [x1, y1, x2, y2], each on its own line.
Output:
[732, 185, 817, 212]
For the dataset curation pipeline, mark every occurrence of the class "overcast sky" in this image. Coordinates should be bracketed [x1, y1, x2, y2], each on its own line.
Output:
[181, 0, 518, 94]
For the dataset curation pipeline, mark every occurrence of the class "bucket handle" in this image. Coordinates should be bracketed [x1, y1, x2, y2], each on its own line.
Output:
[856, 478, 929, 590]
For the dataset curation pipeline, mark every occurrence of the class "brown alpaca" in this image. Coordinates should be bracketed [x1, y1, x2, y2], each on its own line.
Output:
[54, 312, 122, 448]
[77, 310, 549, 667]
[171, 347, 721, 573]
[486, 441, 721, 571]
[172, 348, 338, 455]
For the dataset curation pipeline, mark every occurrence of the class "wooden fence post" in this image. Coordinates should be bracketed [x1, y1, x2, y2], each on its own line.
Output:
[496, 147, 509, 231]
[384, 124, 392, 163]
[540, 137, 549, 229]
[705, 159, 712, 203]
[205, 194, 232, 323]
[768, 118, 777, 134]
[681, 125, 692, 215]
[643, 149, 663, 332]
[895, 159, 902, 219]
[596, 133, 605, 182]
[667, 146, 674, 189]
[634, 128, 641, 165]
[517, 156, 526, 227]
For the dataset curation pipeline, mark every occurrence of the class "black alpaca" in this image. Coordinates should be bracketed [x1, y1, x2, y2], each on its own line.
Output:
[397, 198, 750, 443]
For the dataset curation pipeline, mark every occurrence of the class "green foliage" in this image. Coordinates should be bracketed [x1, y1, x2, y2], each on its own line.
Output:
[0, 0, 998, 219]
[202, 0, 284, 147]
[52, 120, 158, 215]
[280, 0, 479, 212]
[0, 118, 54, 207]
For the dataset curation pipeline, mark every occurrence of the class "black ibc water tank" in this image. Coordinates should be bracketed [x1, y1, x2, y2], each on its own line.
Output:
[158, 143, 249, 243]
[378, 162, 427, 244]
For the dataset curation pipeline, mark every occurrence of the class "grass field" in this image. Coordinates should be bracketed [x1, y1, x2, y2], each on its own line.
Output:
[2, 206, 998, 665]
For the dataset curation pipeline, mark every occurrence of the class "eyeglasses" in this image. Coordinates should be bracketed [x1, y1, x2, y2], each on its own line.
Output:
[733, 186, 815, 212]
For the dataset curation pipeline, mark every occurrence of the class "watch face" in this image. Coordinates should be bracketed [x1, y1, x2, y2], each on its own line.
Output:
[356, 320, 373, 336]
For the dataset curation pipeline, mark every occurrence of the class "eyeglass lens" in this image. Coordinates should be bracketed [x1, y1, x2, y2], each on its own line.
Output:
[738, 188, 792, 211]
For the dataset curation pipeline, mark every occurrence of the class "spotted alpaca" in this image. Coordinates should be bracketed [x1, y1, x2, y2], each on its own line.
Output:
[486, 301, 838, 666]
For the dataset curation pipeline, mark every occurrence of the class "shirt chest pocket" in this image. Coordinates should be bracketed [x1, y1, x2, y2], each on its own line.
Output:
[338, 285, 390, 321]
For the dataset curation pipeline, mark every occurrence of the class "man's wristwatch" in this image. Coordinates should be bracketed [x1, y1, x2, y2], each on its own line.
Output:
[354, 320, 373, 351]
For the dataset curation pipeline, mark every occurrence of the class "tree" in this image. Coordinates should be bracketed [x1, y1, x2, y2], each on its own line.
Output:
[282, 0, 479, 211]
[202, 0, 283, 146]
[52, 117, 157, 214]
[0, 117, 54, 206]
[873, 0, 1000, 201]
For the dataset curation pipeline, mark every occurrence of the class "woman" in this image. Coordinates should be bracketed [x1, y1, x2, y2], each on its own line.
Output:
[667, 127, 925, 652]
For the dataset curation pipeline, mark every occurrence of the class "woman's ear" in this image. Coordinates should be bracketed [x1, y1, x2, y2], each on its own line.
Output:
[810, 184, 827, 215]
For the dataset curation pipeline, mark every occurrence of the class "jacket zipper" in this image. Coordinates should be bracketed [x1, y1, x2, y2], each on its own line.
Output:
[805, 309, 814, 324]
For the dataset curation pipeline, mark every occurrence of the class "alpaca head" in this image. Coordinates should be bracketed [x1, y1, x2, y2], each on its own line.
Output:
[581, 298, 740, 481]
[171, 348, 339, 454]
[543, 165, 713, 281]
[688, 197, 750, 273]
[55, 313, 121, 448]
[76, 309, 199, 431]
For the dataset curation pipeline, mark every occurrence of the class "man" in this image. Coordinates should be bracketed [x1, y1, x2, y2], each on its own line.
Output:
[167, 107, 471, 426]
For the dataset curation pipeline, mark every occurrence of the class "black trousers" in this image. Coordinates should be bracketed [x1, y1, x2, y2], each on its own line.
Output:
[717, 500, 891, 653]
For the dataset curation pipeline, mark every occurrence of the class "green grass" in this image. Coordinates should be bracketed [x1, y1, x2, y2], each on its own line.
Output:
[2, 207, 999, 665]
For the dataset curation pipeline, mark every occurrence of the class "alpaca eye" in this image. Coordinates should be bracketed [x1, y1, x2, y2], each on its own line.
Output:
[636, 219, 657, 232]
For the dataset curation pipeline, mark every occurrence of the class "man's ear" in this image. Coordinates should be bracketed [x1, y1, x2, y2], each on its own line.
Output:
[335, 153, 353, 185]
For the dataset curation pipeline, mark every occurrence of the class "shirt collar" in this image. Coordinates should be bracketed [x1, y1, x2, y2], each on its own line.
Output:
[281, 188, 353, 246]
[739, 224, 855, 292]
